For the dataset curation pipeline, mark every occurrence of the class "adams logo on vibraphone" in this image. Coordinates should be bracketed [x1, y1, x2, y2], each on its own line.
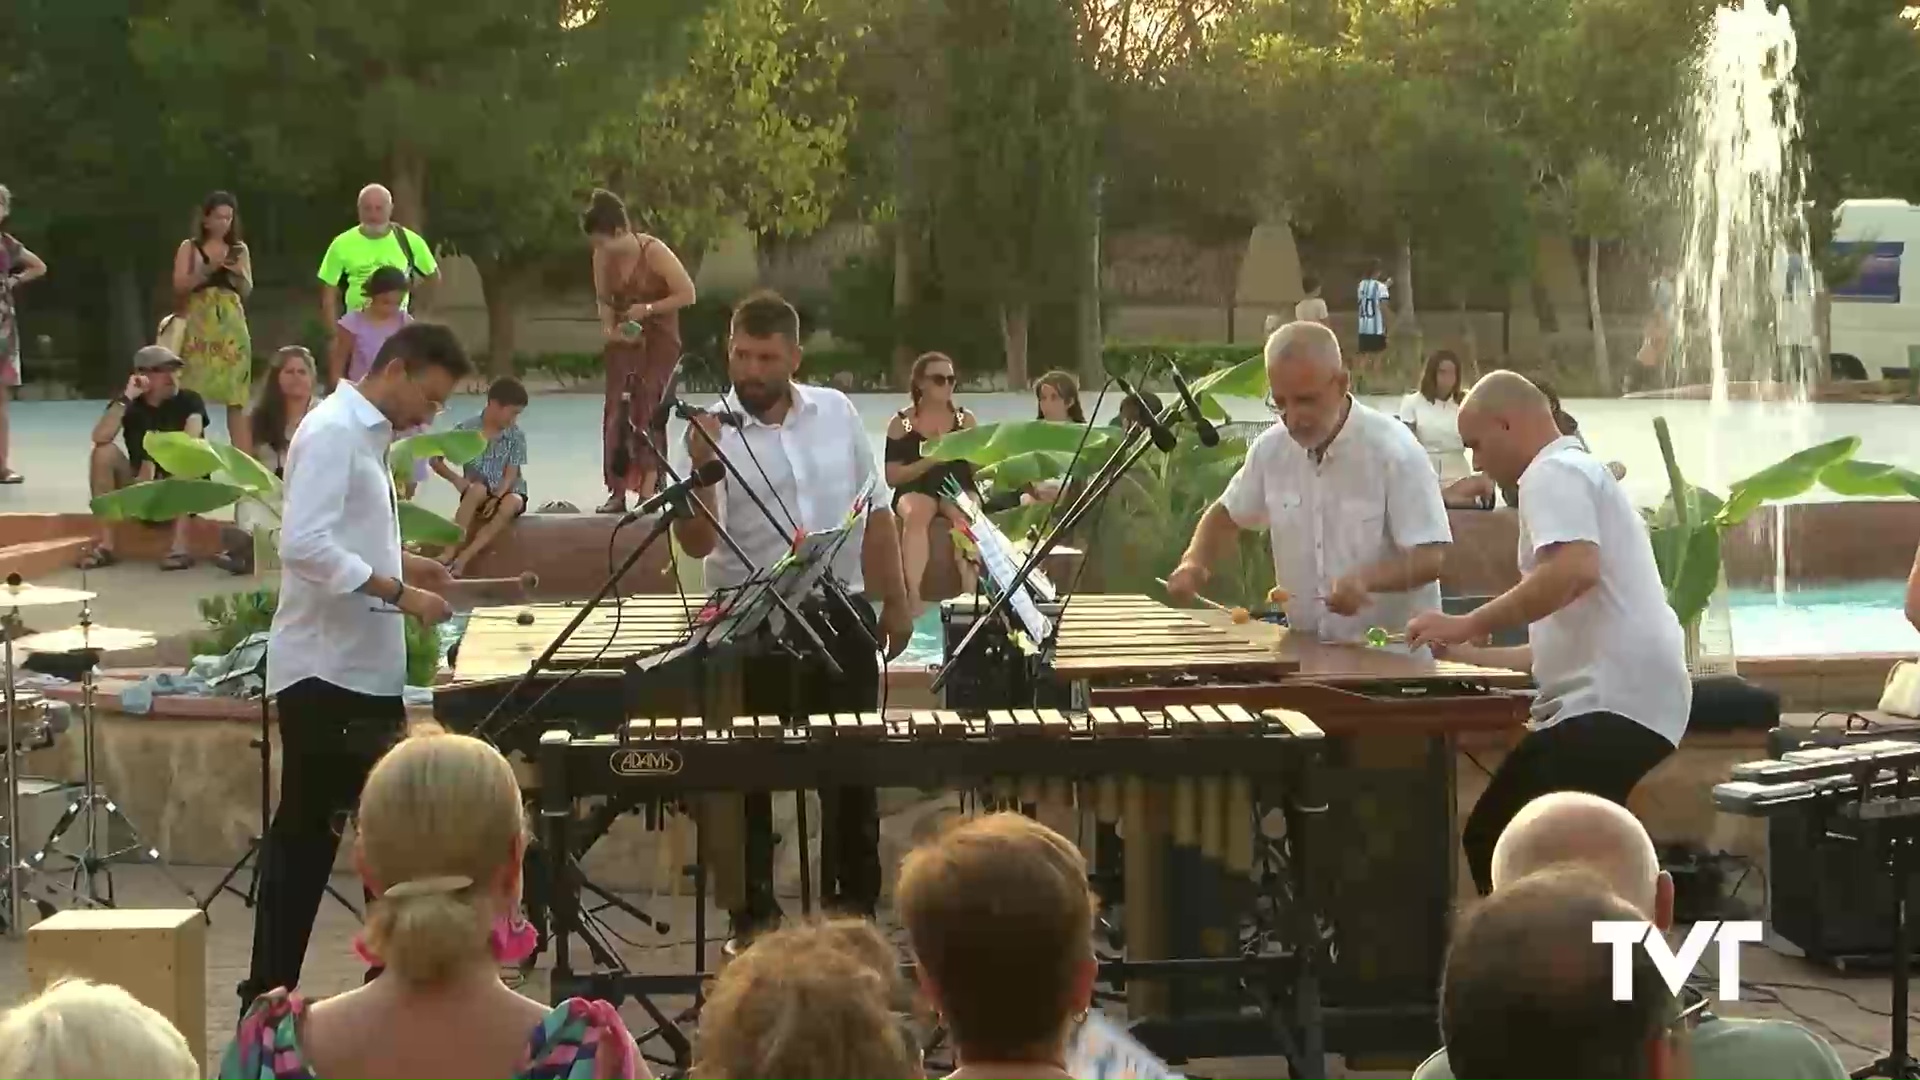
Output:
[609, 748, 684, 777]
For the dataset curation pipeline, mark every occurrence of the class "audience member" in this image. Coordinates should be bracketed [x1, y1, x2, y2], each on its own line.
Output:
[172, 190, 254, 445]
[888, 351, 979, 612]
[432, 376, 531, 577]
[0, 977, 200, 1080]
[1416, 791, 1848, 1079]
[317, 183, 438, 329]
[897, 813, 1097, 1080]
[216, 345, 320, 575]
[221, 726, 643, 1079]
[80, 344, 209, 570]
[694, 918, 922, 1079]
[1294, 275, 1329, 324]
[1399, 350, 1469, 481]
[1439, 867, 1687, 1079]
[1356, 261, 1392, 363]
[0, 182, 47, 485]
[330, 265, 413, 388]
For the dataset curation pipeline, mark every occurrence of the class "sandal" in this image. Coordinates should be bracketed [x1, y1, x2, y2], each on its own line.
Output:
[596, 496, 626, 515]
[0, 470, 22, 485]
[159, 552, 195, 571]
[76, 548, 117, 570]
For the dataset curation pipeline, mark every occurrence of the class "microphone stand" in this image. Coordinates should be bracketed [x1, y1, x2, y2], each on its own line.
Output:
[932, 394, 1188, 694]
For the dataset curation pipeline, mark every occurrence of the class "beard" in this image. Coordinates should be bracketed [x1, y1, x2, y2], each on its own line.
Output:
[734, 378, 786, 417]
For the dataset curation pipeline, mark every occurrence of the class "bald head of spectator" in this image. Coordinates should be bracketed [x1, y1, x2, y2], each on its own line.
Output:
[1264, 321, 1350, 450]
[1492, 791, 1674, 929]
[1457, 370, 1562, 487]
[1443, 868, 1687, 1079]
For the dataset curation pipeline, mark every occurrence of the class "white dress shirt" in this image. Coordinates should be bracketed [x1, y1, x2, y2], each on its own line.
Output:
[1517, 436, 1691, 745]
[1219, 398, 1452, 643]
[670, 382, 891, 595]
[267, 381, 406, 697]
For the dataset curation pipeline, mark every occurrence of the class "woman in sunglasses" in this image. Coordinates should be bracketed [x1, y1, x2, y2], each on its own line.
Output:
[886, 351, 979, 614]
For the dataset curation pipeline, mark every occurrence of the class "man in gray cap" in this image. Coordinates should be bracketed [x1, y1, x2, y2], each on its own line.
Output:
[81, 344, 209, 569]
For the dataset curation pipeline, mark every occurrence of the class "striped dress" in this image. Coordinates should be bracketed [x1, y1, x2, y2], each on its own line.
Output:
[219, 989, 640, 1079]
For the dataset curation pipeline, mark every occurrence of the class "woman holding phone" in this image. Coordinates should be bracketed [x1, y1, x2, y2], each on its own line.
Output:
[171, 191, 254, 442]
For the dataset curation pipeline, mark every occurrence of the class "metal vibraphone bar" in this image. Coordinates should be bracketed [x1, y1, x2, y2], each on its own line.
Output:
[536, 703, 1333, 1078]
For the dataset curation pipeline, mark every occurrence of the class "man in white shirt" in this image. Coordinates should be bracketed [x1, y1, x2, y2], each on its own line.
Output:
[1415, 791, 1849, 1080]
[1166, 321, 1451, 645]
[240, 321, 466, 1008]
[1407, 370, 1690, 893]
[673, 290, 913, 940]
[1356, 261, 1391, 360]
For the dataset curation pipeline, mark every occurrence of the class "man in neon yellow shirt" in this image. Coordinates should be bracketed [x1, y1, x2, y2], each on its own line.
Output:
[317, 183, 440, 326]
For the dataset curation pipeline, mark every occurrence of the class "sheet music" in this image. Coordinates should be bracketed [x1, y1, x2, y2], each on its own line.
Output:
[945, 484, 1054, 643]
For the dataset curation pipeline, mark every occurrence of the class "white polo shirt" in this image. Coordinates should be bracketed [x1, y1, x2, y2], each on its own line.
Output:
[267, 382, 406, 697]
[1219, 398, 1452, 644]
[1517, 436, 1691, 745]
[669, 382, 890, 595]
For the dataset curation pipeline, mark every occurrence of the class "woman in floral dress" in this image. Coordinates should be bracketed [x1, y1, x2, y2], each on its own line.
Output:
[0, 184, 47, 484]
[172, 191, 254, 442]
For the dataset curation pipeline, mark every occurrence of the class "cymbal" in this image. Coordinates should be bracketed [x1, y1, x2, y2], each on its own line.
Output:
[0, 583, 96, 609]
[19, 625, 158, 654]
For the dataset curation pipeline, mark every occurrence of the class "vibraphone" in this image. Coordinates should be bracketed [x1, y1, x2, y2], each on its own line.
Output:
[537, 702, 1334, 1078]
[1030, 598, 1532, 1061]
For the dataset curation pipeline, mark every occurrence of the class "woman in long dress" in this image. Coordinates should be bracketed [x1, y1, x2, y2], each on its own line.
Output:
[0, 184, 47, 484]
[172, 191, 253, 442]
[582, 189, 696, 513]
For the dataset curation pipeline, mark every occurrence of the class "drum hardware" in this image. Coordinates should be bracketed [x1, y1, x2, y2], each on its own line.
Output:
[1, 574, 97, 937]
[199, 642, 361, 921]
[18, 603, 196, 909]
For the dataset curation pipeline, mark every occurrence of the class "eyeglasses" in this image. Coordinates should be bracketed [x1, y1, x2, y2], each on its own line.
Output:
[925, 373, 957, 386]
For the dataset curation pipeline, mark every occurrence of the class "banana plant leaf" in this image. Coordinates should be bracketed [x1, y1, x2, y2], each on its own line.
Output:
[1190, 353, 1267, 401]
[397, 501, 465, 547]
[980, 450, 1083, 491]
[391, 430, 487, 487]
[209, 442, 281, 497]
[90, 478, 247, 522]
[142, 431, 227, 481]
[924, 421, 1120, 466]
[1717, 436, 1860, 526]
[1819, 459, 1920, 499]
[1653, 522, 1725, 630]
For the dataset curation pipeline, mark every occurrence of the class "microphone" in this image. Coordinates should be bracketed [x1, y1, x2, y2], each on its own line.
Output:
[1166, 366, 1221, 447]
[655, 396, 745, 430]
[1114, 376, 1177, 453]
[624, 459, 727, 522]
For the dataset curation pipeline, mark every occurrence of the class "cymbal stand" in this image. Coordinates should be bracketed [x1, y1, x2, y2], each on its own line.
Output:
[2, 599, 24, 935]
[28, 600, 196, 906]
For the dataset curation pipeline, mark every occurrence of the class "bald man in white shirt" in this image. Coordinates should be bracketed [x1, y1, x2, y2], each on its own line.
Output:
[1408, 371, 1689, 894]
[1167, 321, 1451, 646]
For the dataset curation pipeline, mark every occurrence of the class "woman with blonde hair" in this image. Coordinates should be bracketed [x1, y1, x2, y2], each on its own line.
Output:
[897, 813, 1097, 1080]
[221, 726, 643, 1079]
[694, 918, 921, 1079]
[0, 977, 199, 1079]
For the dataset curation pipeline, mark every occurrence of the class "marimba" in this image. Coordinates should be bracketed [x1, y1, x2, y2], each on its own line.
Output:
[535, 702, 1333, 1078]
[1032, 600, 1532, 1060]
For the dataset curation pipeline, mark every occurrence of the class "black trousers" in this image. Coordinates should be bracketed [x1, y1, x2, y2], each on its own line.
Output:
[738, 596, 882, 923]
[1463, 710, 1676, 895]
[241, 678, 404, 1002]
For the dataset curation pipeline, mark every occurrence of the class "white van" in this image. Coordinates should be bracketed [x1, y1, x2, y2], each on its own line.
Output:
[1829, 198, 1920, 379]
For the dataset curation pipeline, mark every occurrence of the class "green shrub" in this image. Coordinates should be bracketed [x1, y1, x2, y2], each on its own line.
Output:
[1101, 343, 1258, 383]
[195, 588, 440, 687]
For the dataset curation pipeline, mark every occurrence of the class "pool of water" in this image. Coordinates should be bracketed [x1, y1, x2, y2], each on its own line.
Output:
[1726, 581, 1917, 656]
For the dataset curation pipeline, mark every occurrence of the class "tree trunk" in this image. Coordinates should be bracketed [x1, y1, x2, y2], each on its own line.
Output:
[109, 256, 144, 367]
[1077, 173, 1105, 385]
[1458, 290, 1478, 372]
[1000, 302, 1030, 389]
[1395, 237, 1418, 335]
[390, 143, 427, 232]
[891, 220, 915, 389]
[1586, 238, 1612, 392]
[475, 255, 518, 380]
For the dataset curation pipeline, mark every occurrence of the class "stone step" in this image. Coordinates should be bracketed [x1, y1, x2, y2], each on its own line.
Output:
[0, 536, 92, 580]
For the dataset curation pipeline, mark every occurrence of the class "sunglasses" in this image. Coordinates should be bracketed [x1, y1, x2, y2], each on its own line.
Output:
[924, 373, 957, 386]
